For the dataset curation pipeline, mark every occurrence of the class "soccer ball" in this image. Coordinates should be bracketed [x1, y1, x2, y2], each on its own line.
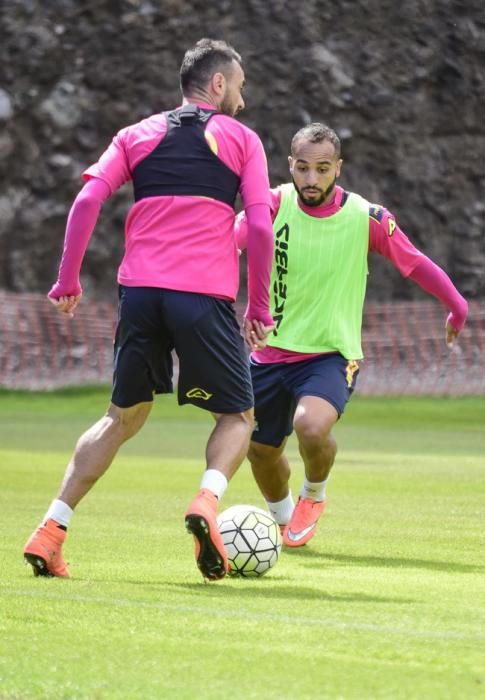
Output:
[217, 504, 282, 577]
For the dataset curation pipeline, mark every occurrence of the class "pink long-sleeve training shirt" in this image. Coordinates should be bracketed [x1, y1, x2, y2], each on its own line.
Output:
[50, 101, 274, 325]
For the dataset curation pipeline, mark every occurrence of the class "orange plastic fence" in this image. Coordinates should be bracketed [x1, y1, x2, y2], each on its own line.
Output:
[0, 292, 483, 395]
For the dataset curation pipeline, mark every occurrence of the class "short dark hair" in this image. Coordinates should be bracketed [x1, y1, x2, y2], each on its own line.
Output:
[291, 123, 341, 158]
[180, 38, 242, 95]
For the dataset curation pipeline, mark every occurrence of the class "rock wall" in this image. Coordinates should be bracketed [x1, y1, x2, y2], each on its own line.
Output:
[1, 0, 484, 303]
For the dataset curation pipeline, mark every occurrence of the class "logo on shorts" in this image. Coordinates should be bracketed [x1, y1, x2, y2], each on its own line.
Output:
[186, 387, 213, 401]
[345, 360, 359, 388]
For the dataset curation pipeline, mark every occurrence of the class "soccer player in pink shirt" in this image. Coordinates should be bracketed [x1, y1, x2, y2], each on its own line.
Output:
[24, 39, 274, 581]
[236, 123, 468, 547]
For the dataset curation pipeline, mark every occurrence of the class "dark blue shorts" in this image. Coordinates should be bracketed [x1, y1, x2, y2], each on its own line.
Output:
[250, 353, 359, 447]
[112, 286, 253, 413]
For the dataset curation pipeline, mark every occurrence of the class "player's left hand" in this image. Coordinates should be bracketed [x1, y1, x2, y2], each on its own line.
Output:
[445, 304, 467, 348]
[446, 320, 460, 348]
[243, 318, 275, 351]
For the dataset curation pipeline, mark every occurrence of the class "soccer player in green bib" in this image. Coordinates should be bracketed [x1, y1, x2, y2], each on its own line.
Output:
[236, 123, 468, 547]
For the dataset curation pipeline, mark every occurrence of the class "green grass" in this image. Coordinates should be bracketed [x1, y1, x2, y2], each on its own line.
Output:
[0, 389, 484, 699]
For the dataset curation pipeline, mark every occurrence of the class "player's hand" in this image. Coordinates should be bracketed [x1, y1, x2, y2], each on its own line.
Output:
[446, 320, 460, 348]
[243, 318, 275, 351]
[445, 303, 467, 348]
[445, 309, 467, 348]
[48, 294, 82, 319]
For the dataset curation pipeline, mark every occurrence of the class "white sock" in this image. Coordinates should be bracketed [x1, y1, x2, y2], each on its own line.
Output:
[200, 469, 228, 500]
[44, 499, 74, 528]
[301, 476, 328, 502]
[266, 493, 295, 525]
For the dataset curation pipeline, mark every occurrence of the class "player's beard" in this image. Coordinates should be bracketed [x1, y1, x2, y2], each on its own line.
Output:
[292, 175, 337, 207]
[220, 92, 240, 117]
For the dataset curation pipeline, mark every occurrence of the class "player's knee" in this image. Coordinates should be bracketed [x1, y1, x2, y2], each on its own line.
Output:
[293, 414, 331, 448]
[240, 408, 255, 430]
[248, 441, 266, 465]
[248, 441, 282, 468]
[218, 409, 254, 432]
[107, 401, 152, 441]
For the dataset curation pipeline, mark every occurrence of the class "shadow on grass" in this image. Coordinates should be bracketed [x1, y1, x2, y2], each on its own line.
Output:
[173, 582, 417, 605]
[20, 573, 410, 606]
[102, 579, 415, 605]
[285, 547, 484, 574]
[7, 580, 417, 618]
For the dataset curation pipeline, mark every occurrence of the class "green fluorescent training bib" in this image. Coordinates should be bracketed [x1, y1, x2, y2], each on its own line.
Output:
[268, 183, 369, 359]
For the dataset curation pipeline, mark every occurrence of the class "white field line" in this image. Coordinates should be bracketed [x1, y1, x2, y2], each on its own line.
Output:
[2, 588, 484, 642]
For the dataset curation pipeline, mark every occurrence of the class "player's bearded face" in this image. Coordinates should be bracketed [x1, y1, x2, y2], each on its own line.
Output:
[220, 90, 241, 117]
[289, 139, 342, 207]
[292, 175, 337, 207]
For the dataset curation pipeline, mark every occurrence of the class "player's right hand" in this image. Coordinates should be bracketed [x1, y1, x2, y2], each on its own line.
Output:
[48, 294, 82, 319]
[243, 318, 275, 351]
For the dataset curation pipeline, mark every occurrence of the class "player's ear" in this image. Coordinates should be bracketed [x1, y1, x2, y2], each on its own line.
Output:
[288, 155, 294, 174]
[211, 71, 226, 96]
[336, 158, 343, 177]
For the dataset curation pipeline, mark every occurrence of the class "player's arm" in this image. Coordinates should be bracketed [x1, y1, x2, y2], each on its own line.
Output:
[369, 207, 468, 346]
[407, 258, 468, 347]
[235, 188, 281, 252]
[48, 178, 111, 317]
[238, 136, 276, 348]
[243, 203, 275, 349]
[49, 131, 131, 317]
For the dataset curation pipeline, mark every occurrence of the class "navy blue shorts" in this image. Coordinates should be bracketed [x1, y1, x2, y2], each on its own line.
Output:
[112, 286, 253, 413]
[250, 353, 359, 447]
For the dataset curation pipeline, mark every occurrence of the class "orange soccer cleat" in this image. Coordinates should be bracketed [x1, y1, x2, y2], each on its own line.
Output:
[23, 518, 70, 578]
[185, 489, 229, 581]
[283, 497, 326, 547]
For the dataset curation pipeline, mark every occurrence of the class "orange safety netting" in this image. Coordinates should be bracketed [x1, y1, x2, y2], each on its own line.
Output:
[0, 292, 483, 395]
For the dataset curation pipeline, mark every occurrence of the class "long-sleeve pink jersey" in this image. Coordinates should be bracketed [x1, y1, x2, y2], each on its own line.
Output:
[235, 185, 468, 363]
[49, 101, 274, 324]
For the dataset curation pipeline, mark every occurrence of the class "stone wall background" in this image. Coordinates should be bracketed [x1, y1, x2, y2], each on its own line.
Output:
[1, 0, 484, 304]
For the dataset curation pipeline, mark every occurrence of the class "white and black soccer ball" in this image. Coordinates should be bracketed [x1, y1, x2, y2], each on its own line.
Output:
[217, 504, 282, 577]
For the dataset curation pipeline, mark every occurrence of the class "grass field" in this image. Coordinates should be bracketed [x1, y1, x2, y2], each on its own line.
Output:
[0, 389, 484, 700]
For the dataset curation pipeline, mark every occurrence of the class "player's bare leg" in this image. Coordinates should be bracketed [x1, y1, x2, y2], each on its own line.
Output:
[293, 396, 338, 483]
[248, 439, 295, 530]
[248, 439, 290, 502]
[24, 401, 152, 577]
[185, 409, 254, 580]
[57, 401, 153, 508]
[206, 409, 254, 480]
[284, 396, 338, 546]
